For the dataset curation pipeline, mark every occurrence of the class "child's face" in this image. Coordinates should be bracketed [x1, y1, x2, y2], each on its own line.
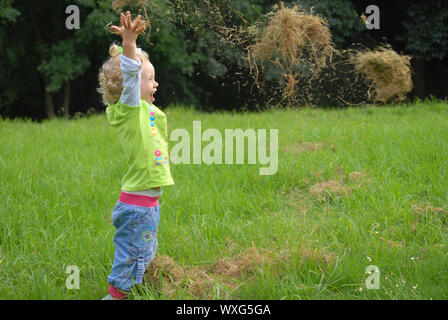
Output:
[141, 60, 158, 104]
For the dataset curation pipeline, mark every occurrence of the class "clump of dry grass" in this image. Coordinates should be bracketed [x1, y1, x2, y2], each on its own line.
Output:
[112, 0, 147, 11]
[144, 249, 282, 298]
[412, 203, 447, 215]
[107, 0, 153, 39]
[144, 255, 218, 299]
[212, 247, 279, 277]
[296, 245, 336, 267]
[308, 168, 372, 200]
[284, 141, 325, 153]
[348, 171, 372, 188]
[248, 2, 335, 101]
[309, 180, 350, 197]
[350, 46, 413, 103]
[212, 244, 336, 278]
[142, 242, 338, 298]
[379, 237, 405, 249]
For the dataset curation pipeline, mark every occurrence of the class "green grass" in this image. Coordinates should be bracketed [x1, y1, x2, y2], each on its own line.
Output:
[1, 102, 447, 300]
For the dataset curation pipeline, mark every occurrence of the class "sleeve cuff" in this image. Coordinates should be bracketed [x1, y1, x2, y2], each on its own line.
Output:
[120, 54, 142, 74]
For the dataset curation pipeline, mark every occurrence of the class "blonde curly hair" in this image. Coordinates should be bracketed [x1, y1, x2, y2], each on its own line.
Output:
[97, 43, 149, 105]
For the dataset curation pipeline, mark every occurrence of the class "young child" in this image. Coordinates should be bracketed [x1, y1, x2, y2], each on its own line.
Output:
[97, 11, 174, 300]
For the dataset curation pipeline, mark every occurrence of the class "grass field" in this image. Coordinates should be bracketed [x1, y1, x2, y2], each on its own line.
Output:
[0, 102, 447, 300]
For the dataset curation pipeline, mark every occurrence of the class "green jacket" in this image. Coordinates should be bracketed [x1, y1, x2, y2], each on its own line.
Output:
[106, 100, 174, 191]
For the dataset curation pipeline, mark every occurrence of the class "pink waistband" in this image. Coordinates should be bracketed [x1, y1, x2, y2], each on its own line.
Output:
[119, 191, 159, 207]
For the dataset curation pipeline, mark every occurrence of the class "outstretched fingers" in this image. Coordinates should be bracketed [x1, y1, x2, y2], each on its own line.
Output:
[112, 12, 146, 37]
[132, 15, 142, 31]
[136, 25, 146, 34]
[110, 25, 123, 35]
[124, 11, 131, 29]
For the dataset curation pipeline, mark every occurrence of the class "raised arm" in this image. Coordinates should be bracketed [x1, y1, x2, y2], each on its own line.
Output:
[111, 11, 145, 62]
[110, 11, 146, 107]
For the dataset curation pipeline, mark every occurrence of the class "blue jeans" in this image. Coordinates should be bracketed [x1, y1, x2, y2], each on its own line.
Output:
[107, 200, 160, 292]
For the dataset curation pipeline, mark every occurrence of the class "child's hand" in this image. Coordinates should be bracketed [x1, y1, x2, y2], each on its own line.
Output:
[111, 11, 146, 61]
[111, 11, 146, 42]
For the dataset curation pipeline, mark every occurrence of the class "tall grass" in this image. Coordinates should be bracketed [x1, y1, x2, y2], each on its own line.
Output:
[0, 102, 447, 299]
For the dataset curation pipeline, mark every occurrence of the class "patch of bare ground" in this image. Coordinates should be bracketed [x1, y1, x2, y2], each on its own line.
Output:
[308, 168, 371, 200]
[292, 243, 337, 268]
[211, 246, 281, 278]
[309, 179, 349, 196]
[284, 141, 325, 154]
[409, 203, 448, 232]
[412, 204, 447, 215]
[285, 188, 310, 216]
[380, 237, 405, 249]
[212, 244, 336, 277]
[347, 171, 372, 187]
[285, 169, 371, 210]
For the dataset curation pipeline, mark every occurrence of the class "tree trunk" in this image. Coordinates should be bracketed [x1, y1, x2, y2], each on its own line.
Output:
[31, 11, 55, 119]
[43, 76, 56, 119]
[412, 58, 426, 99]
[63, 81, 71, 118]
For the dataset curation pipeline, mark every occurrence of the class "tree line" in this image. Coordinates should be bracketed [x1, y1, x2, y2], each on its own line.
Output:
[1, 0, 447, 120]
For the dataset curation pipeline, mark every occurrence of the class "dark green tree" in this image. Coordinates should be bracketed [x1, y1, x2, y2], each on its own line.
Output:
[350, 0, 448, 99]
[397, 0, 448, 97]
[294, 0, 365, 45]
[0, 0, 115, 118]
[1, 0, 447, 119]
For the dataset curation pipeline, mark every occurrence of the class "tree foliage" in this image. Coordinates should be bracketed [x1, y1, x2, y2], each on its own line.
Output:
[0, 0, 447, 119]
[398, 0, 448, 60]
[294, 0, 364, 45]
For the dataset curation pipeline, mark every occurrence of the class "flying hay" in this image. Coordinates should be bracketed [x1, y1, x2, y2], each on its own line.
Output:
[108, 0, 154, 38]
[248, 2, 335, 101]
[350, 46, 413, 103]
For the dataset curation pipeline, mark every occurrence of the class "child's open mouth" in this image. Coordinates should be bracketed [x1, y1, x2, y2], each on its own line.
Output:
[150, 93, 155, 102]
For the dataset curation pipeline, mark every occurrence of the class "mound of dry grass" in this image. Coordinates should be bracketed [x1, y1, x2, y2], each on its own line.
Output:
[284, 141, 325, 153]
[144, 250, 278, 298]
[212, 247, 279, 277]
[144, 255, 217, 299]
[142, 242, 337, 298]
[248, 2, 335, 100]
[308, 168, 372, 200]
[350, 46, 413, 103]
[296, 245, 336, 267]
[309, 180, 350, 197]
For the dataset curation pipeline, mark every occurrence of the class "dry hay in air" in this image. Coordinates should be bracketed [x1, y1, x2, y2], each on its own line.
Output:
[108, 0, 156, 39]
[248, 2, 335, 101]
[110, 0, 232, 40]
[112, 0, 146, 10]
[350, 45, 413, 103]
